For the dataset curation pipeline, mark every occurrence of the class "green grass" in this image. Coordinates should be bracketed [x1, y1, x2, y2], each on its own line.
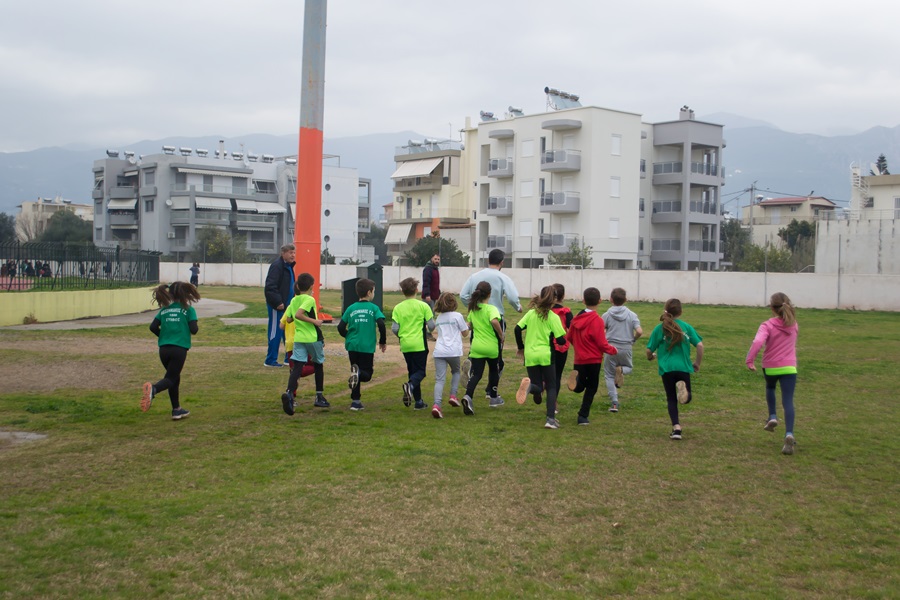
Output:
[1, 286, 898, 598]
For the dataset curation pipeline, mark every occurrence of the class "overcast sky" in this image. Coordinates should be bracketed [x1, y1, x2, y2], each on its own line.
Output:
[2, 0, 898, 153]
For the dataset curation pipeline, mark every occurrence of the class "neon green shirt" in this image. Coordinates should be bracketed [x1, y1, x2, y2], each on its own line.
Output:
[156, 303, 197, 349]
[285, 294, 318, 344]
[518, 309, 565, 367]
[340, 301, 385, 354]
[467, 303, 501, 359]
[392, 298, 433, 353]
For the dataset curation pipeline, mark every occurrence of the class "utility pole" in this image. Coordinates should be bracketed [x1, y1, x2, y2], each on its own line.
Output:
[748, 181, 756, 244]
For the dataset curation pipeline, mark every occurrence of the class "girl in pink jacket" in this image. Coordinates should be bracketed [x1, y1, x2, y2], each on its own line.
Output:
[746, 292, 799, 455]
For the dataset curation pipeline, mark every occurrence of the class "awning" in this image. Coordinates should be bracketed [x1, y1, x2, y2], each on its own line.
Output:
[107, 199, 137, 210]
[122, 170, 139, 177]
[176, 167, 251, 178]
[194, 197, 232, 210]
[255, 202, 287, 214]
[288, 203, 296, 219]
[109, 224, 139, 230]
[385, 223, 413, 244]
[390, 157, 443, 179]
[235, 199, 257, 212]
[237, 225, 275, 232]
[169, 197, 190, 210]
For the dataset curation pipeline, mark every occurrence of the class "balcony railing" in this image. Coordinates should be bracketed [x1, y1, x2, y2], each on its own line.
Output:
[688, 240, 717, 252]
[653, 161, 683, 175]
[690, 162, 723, 177]
[487, 157, 514, 178]
[487, 196, 513, 216]
[539, 233, 579, 253]
[540, 149, 581, 172]
[171, 184, 259, 196]
[110, 186, 137, 199]
[540, 191, 580, 214]
[486, 235, 512, 252]
[652, 200, 682, 214]
[689, 200, 720, 215]
[651, 238, 681, 251]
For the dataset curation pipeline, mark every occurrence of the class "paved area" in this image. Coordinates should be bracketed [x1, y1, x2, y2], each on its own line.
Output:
[1, 298, 246, 330]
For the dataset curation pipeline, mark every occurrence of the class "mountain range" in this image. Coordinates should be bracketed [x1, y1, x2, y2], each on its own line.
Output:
[2, 114, 899, 217]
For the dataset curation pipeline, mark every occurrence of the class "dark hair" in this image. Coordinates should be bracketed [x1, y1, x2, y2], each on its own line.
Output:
[434, 292, 458, 314]
[529, 286, 555, 318]
[356, 278, 375, 299]
[769, 292, 796, 327]
[152, 281, 200, 308]
[400, 277, 418, 297]
[583, 287, 601, 307]
[296, 273, 315, 293]
[552, 283, 565, 302]
[488, 249, 505, 266]
[467, 281, 492, 312]
[610, 287, 627, 306]
[660, 298, 684, 349]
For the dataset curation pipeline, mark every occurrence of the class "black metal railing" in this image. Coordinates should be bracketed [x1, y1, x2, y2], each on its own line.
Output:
[0, 241, 161, 292]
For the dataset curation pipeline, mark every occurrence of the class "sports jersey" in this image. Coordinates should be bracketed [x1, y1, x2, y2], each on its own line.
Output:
[156, 303, 197, 349]
[518, 309, 565, 367]
[285, 294, 319, 344]
[340, 301, 385, 354]
[467, 303, 501, 359]
[646, 319, 702, 376]
[392, 298, 433, 353]
[433, 311, 468, 358]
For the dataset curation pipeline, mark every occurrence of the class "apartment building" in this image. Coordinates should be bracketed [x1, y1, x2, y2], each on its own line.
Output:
[16, 196, 94, 241]
[91, 143, 371, 261]
[740, 196, 838, 246]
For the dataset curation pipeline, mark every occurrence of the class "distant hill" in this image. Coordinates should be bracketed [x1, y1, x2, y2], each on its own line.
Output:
[2, 118, 900, 217]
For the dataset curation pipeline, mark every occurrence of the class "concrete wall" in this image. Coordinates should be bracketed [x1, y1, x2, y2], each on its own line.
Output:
[816, 218, 899, 275]
[161, 262, 900, 311]
[0, 287, 155, 327]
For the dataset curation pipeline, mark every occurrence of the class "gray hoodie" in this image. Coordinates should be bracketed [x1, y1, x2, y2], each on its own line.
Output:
[602, 305, 641, 346]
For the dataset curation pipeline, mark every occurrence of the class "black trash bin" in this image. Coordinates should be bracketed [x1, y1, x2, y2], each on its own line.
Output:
[357, 262, 383, 311]
[341, 277, 360, 316]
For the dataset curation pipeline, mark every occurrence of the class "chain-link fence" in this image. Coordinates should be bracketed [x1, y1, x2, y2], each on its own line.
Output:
[0, 241, 161, 292]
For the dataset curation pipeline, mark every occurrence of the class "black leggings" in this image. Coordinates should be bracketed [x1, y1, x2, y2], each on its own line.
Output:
[572, 363, 601, 419]
[288, 361, 324, 396]
[661, 371, 692, 426]
[348, 351, 375, 401]
[154, 345, 188, 409]
[466, 356, 500, 399]
[552, 348, 568, 396]
[526, 364, 558, 419]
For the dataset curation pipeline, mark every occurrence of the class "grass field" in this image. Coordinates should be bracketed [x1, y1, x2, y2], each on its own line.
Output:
[1, 286, 898, 598]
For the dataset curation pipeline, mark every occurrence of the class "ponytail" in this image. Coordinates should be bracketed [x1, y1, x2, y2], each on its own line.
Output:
[153, 281, 200, 308]
[660, 298, 684, 349]
[468, 281, 492, 312]
[770, 292, 796, 327]
[529, 286, 555, 319]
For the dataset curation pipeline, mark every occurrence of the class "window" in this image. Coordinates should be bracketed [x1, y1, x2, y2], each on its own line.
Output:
[144, 170, 155, 186]
[639, 198, 645, 214]
[233, 177, 248, 195]
[611, 134, 622, 156]
[175, 172, 187, 190]
[609, 218, 619, 239]
[639, 237, 644, 251]
[790, 206, 798, 212]
[203, 175, 213, 192]
[521, 180, 533, 197]
[538, 218, 545, 235]
[143, 198, 154, 212]
[417, 199, 421, 206]
[521, 140, 534, 158]
[253, 180, 277, 194]
[895, 197, 900, 219]
[610, 177, 621, 198]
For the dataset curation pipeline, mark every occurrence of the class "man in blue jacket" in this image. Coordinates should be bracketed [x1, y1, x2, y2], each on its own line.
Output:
[264, 244, 296, 367]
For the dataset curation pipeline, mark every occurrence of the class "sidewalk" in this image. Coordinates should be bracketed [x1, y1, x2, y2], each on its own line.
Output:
[0, 298, 245, 331]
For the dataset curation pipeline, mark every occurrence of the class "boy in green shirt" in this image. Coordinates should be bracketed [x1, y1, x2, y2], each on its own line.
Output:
[281, 273, 328, 415]
[391, 277, 436, 410]
[337, 278, 387, 411]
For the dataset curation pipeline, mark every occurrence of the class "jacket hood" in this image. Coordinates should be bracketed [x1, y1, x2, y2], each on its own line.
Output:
[570, 310, 599, 332]
[606, 305, 629, 321]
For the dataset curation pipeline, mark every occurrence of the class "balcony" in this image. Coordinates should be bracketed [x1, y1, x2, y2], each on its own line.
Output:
[92, 188, 103, 200]
[688, 239, 721, 262]
[540, 191, 580, 214]
[487, 157, 514, 178]
[487, 196, 513, 217]
[651, 200, 721, 224]
[539, 233, 579, 254]
[650, 238, 682, 262]
[109, 186, 137, 199]
[392, 176, 441, 192]
[540, 149, 581, 173]
[109, 212, 138, 229]
[486, 234, 512, 253]
[652, 161, 724, 186]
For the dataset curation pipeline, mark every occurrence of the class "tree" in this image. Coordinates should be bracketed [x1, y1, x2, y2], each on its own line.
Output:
[14, 210, 42, 241]
[340, 257, 361, 265]
[0, 213, 16, 244]
[403, 233, 469, 267]
[777, 219, 814, 251]
[321, 248, 336, 265]
[547, 239, 594, 268]
[193, 227, 252, 263]
[361, 223, 389, 265]
[721, 218, 751, 267]
[871, 153, 890, 175]
[39, 210, 92, 243]
[735, 243, 793, 272]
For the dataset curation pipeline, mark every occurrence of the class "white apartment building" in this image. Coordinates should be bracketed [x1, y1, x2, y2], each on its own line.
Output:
[740, 196, 838, 246]
[16, 196, 94, 241]
[458, 99, 725, 270]
[91, 143, 371, 261]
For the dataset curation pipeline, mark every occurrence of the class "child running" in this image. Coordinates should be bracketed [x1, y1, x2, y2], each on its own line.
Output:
[514, 286, 568, 429]
[281, 273, 328, 415]
[601, 287, 643, 412]
[337, 278, 387, 412]
[392, 277, 436, 410]
[746, 292, 799, 455]
[431, 292, 469, 419]
[550, 283, 573, 406]
[646, 298, 704, 440]
[566, 287, 618, 425]
[462, 282, 505, 416]
[141, 281, 201, 420]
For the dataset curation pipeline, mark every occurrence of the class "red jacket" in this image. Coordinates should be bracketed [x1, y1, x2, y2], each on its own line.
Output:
[566, 309, 617, 364]
[551, 304, 572, 352]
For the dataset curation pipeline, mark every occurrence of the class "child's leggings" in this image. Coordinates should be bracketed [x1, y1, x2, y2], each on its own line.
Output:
[572, 363, 602, 419]
[661, 371, 692, 426]
[764, 372, 796, 433]
[465, 356, 499, 400]
[288, 362, 324, 396]
[348, 351, 374, 401]
[404, 350, 428, 402]
[526, 364, 558, 419]
[433, 356, 461, 405]
[154, 345, 188, 409]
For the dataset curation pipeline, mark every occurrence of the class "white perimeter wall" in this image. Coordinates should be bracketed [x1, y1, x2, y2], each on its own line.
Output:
[162, 263, 900, 311]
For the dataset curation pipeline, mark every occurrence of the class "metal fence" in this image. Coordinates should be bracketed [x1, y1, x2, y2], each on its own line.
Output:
[0, 242, 161, 292]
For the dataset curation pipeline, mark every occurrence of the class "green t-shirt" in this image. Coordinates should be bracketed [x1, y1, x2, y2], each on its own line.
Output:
[467, 303, 501, 359]
[286, 294, 318, 344]
[392, 298, 433, 353]
[646, 319, 702, 375]
[518, 309, 565, 367]
[156, 303, 197, 349]
[340, 301, 385, 354]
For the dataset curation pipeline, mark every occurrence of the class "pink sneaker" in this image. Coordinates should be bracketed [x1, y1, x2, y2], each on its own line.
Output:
[448, 395, 460, 407]
[432, 404, 443, 419]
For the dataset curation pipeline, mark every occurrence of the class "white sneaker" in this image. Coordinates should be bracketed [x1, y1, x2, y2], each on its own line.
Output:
[782, 434, 795, 455]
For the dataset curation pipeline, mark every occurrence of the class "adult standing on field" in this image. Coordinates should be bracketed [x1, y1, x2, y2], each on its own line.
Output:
[459, 249, 522, 392]
[264, 244, 296, 367]
[422, 254, 441, 341]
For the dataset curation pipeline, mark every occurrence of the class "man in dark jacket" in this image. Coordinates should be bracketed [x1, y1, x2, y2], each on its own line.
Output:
[421, 254, 441, 307]
[264, 244, 296, 367]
